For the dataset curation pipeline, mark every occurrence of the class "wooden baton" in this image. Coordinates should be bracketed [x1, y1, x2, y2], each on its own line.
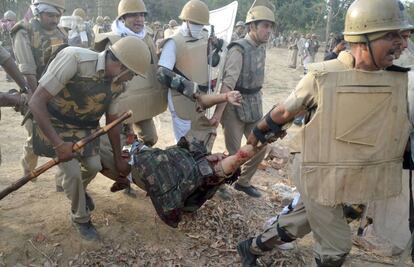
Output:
[0, 110, 132, 200]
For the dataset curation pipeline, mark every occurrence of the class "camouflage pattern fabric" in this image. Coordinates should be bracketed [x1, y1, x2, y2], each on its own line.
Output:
[33, 75, 120, 158]
[0, 28, 13, 49]
[131, 138, 217, 228]
[10, 19, 67, 79]
[156, 66, 196, 100]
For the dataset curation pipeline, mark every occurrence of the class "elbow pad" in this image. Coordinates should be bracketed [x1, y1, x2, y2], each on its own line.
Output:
[156, 66, 197, 99]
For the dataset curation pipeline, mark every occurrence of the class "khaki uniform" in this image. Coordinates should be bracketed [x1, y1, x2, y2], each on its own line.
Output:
[220, 34, 267, 187]
[164, 27, 177, 39]
[36, 47, 121, 223]
[11, 18, 67, 175]
[92, 24, 104, 36]
[95, 32, 166, 146]
[250, 51, 411, 262]
[288, 36, 299, 68]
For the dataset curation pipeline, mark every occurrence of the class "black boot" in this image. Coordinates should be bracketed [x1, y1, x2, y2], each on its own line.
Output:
[234, 183, 262, 198]
[237, 238, 258, 267]
[72, 220, 99, 241]
[315, 257, 346, 267]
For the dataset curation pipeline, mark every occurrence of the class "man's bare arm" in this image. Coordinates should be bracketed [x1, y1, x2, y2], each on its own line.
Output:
[106, 113, 130, 176]
[1, 57, 28, 91]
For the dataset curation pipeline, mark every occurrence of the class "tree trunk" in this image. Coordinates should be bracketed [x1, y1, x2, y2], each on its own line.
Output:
[325, 0, 333, 42]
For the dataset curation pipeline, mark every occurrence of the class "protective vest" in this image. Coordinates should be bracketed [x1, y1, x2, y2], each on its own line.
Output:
[11, 19, 67, 79]
[94, 33, 167, 123]
[228, 38, 265, 93]
[33, 50, 123, 158]
[300, 66, 411, 206]
[161, 31, 208, 119]
[227, 38, 265, 123]
[131, 138, 234, 228]
[169, 31, 209, 86]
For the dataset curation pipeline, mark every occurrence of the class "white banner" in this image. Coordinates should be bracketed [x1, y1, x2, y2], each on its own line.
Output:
[205, 1, 238, 119]
[207, 1, 239, 44]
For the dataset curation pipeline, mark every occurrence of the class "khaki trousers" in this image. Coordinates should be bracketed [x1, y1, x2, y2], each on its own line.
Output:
[251, 154, 352, 263]
[288, 49, 298, 68]
[20, 119, 38, 174]
[221, 105, 266, 186]
[133, 118, 158, 147]
[57, 155, 102, 223]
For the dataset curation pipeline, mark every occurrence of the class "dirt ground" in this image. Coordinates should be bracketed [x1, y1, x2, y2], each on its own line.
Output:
[0, 48, 406, 266]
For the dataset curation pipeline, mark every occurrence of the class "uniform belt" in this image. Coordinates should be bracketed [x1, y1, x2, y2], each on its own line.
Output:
[235, 87, 262, 94]
[47, 105, 99, 128]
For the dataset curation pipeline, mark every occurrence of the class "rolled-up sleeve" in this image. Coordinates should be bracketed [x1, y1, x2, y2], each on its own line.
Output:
[283, 73, 318, 113]
[38, 48, 77, 96]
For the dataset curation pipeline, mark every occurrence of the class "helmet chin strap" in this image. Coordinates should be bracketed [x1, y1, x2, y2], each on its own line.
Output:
[365, 34, 380, 70]
[112, 68, 131, 84]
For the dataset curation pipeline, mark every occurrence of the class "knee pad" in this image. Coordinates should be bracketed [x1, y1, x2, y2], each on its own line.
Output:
[277, 224, 295, 243]
[256, 234, 273, 252]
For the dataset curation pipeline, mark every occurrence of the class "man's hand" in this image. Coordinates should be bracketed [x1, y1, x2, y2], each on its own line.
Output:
[247, 132, 259, 146]
[115, 157, 130, 177]
[55, 142, 75, 162]
[206, 153, 226, 163]
[226, 91, 242, 106]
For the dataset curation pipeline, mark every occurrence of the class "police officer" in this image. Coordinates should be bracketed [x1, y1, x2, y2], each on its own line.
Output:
[158, 0, 217, 152]
[94, 0, 167, 196]
[211, 1, 275, 199]
[95, 0, 167, 147]
[28, 36, 151, 240]
[164, 19, 178, 38]
[68, 8, 94, 48]
[103, 16, 112, 32]
[93, 16, 105, 36]
[287, 31, 299, 68]
[236, 0, 413, 266]
[11, 0, 67, 178]
[231, 20, 246, 41]
[1, 10, 17, 82]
